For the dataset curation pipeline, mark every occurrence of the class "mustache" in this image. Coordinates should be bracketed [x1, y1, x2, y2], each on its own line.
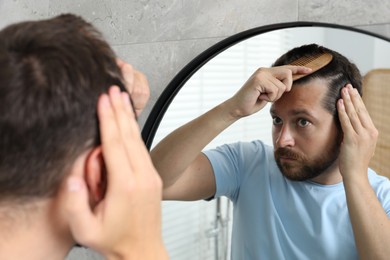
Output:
[274, 147, 303, 160]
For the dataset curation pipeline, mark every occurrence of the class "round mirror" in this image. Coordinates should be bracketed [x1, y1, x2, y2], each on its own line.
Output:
[142, 22, 390, 260]
[143, 22, 390, 150]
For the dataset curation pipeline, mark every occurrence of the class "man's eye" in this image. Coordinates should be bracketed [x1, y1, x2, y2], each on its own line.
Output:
[273, 117, 282, 125]
[297, 119, 311, 127]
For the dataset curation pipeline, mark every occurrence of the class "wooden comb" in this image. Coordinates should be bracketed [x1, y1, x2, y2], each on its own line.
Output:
[289, 52, 333, 81]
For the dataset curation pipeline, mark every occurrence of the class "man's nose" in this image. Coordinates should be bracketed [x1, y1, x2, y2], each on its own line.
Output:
[276, 125, 295, 148]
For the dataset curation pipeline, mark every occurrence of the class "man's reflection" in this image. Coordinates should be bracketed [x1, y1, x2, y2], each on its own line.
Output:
[151, 44, 390, 260]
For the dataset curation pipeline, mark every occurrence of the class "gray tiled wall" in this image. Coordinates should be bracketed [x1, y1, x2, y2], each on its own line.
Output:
[1, 0, 389, 259]
[1, 0, 389, 124]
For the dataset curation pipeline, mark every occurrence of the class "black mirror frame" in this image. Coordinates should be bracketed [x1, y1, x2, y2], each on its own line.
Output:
[141, 21, 390, 149]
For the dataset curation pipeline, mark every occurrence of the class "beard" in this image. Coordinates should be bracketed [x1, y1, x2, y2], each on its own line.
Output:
[274, 141, 340, 182]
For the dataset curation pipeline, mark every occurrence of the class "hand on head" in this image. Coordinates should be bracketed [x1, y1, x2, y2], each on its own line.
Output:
[337, 84, 378, 181]
[116, 59, 150, 116]
[61, 85, 167, 259]
[227, 65, 312, 119]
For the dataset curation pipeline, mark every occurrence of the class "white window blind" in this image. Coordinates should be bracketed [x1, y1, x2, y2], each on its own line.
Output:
[152, 30, 291, 260]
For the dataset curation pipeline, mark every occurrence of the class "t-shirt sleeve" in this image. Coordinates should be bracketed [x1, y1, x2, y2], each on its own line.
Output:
[203, 140, 269, 202]
[203, 143, 241, 202]
[368, 169, 390, 218]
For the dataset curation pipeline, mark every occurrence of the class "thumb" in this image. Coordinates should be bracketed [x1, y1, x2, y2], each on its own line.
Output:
[63, 177, 98, 244]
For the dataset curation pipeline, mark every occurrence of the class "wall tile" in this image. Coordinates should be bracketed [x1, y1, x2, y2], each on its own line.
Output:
[0, 0, 49, 28]
[357, 23, 390, 39]
[49, 0, 124, 44]
[299, 0, 390, 26]
[66, 247, 103, 260]
[113, 37, 224, 125]
[120, 0, 297, 44]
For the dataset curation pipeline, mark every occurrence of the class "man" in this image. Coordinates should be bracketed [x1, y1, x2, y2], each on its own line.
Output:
[151, 44, 390, 259]
[0, 14, 168, 259]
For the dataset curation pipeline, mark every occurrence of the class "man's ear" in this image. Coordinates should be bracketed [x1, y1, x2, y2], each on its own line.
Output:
[85, 146, 107, 204]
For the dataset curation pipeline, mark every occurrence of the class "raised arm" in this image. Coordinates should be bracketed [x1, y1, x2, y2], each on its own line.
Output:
[338, 84, 390, 260]
[151, 66, 312, 201]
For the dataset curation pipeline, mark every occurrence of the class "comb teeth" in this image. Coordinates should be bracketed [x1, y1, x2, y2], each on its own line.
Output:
[290, 52, 333, 81]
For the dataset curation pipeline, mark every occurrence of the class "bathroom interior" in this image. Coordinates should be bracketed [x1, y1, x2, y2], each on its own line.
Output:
[1, 1, 389, 259]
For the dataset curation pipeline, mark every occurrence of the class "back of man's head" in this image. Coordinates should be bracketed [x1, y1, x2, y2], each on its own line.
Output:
[273, 44, 362, 119]
[0, 14, 124, 203]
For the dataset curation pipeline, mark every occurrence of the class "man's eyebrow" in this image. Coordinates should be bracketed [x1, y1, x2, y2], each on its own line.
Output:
[270, 107, 276, 115]
[117, 82, 138, 120]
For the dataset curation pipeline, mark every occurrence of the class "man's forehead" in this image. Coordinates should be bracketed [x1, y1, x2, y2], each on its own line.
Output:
[270, 78, 330, 114]
[270, 106, 314, 116]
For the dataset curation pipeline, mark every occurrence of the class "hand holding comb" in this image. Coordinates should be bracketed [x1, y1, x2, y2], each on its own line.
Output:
[289, 52, 333, 81]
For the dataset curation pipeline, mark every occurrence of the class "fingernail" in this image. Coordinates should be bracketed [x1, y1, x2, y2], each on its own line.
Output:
[110, 86, 121, 97]
[122, 92, 131, 105]
[100, 94, 110, 108]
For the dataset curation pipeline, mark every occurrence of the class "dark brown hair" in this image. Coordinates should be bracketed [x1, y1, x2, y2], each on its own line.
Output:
[0, 14, 125, 201]
[273, 44, 362, 120]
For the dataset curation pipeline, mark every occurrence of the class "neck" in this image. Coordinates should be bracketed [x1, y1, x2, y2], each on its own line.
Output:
[310, 158, 343, 185]
[0, 199, 73, 260]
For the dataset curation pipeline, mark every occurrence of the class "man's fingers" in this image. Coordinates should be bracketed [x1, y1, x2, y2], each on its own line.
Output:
[269, 65, 312, 95]
[63, 177, 98, 245]
[108, 87, 155, 176]
[347, 85, 375, 130]
[101, 86, 154, 184]
[108, 87, 144, 156]
[277, 65, 312, 80]
[116, 58, 149, 116]
[120, 62, 135, 88]
[258, 80, 285, 102]
[283, 65, 313, 76]
[340, 85, 364, 134]
[116, 58, 125, 68]
[131, 71, 150, 116]
[97, 91, 132, 196]
[339, 84, 377, 136]
[337, 98, 354, 137]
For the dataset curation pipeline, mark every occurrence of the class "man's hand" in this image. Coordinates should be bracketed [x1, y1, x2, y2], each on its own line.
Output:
[117, 59, 150, 116]
[337, 84, 378, 181]
[337, 84, 390, 260]
[226, 65, 312, 119]
[63, 86, 167, 259]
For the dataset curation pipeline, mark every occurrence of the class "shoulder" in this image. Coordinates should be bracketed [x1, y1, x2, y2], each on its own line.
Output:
[218, 139, 272, 152]
[368, 168, 390, 188]
[206, 140, 273, 158]
[203, 140, 275, 174]
[367, 168, 390, 208]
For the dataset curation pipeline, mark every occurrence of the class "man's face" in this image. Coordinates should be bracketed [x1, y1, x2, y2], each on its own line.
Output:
[270, 78, 341, 181]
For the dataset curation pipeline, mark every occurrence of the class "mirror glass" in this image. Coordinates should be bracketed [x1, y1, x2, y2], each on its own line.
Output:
[145, 24, 390, 260]
[151, 26, 390, 150]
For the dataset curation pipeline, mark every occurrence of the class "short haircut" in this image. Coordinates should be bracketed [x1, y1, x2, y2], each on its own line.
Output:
[272, 44, 362, 121]
[0, 14, 125, 202]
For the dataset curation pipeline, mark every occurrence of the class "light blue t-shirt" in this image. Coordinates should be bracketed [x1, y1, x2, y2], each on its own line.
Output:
[203, 140, 390, 260]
